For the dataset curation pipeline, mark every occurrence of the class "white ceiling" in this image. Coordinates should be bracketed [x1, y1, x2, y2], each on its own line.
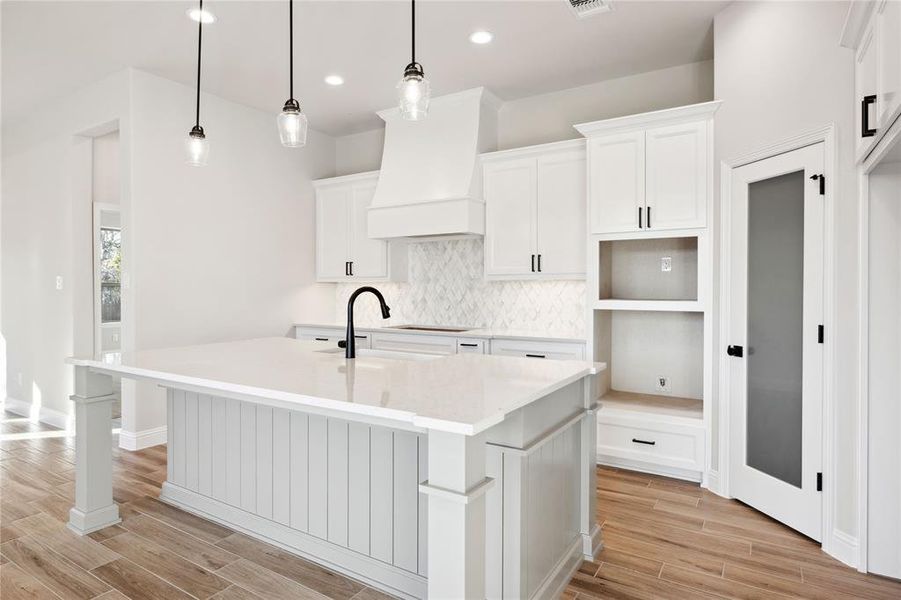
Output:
[1, 0, 728, 136]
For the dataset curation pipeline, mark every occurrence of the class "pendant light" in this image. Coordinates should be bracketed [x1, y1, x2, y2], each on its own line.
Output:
[185, 0, 210, 166]
[397, 0, 430, 120]
[277, 0, 308, 147]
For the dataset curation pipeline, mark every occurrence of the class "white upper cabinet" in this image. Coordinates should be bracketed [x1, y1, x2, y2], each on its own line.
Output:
[576, 101, 719, 235]
[482, 140, 586, 279]
[844, 0, 901, 162]
[645, 120, 708, 231]
[483, 157, 537, 276]
[314, 172, 405, 283]
[587, 132, 644, 234]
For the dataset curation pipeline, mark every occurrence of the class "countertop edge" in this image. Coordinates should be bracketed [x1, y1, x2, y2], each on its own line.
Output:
[293, 323, 587, 344]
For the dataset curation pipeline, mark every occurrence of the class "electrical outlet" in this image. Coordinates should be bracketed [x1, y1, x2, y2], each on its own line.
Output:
[655, 376, 669, 392]
[661, 257, 672, 272]
[55, 275, 64, 290]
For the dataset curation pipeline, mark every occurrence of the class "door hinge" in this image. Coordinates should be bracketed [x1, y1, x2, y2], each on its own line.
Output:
[816, 472, 823, 492]
[818, 324, 824, 344]
[810, 173, 825, 195]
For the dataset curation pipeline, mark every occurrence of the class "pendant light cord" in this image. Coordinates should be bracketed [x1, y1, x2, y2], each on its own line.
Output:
[195, 0, 203, 128]
[289, 0, 294, 100]
[411, 0, 415, 64]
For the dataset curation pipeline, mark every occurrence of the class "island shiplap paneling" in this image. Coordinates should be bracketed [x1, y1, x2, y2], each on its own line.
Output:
[348, 422, 371, 555]
[198, 395, 212, 496]
[166, 390, 427, 574]
[370, 427, 394, 564]
[327, 419, 349, 547]
[289, 411, 309, 531]
[272, 408, 291, 525]
[240, 401, 257, 513]
[308, 415, 329, 539]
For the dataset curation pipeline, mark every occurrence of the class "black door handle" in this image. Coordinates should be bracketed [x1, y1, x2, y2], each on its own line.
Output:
[459, 343, 478, 348]
[862, 94, 877, 138]
[349, 261, 353, 276]
[647, 206, 651, 229]
[525, 353, 546, 359]
[531, 254, 535, 272]
[314, 337, 329, 341]
[727, 345, 744, 357]
[638, 207, 643, 229]
[537, 254, 542, 272]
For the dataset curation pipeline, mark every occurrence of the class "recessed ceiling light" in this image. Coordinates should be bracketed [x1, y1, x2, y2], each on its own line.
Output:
[469, 30, 493, 45]
[186, 8, 217, 24]
[324, 75, 345, 86]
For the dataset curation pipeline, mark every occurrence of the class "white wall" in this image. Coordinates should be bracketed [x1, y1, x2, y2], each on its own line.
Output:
[713, 1, 859, 541]
[334, 60, 714, 172]
[93, 130, 120, 205]
[2, 68, 336, 438]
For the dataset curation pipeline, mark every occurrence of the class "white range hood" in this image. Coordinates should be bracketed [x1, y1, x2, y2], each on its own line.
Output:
[367, 87, 500, 240]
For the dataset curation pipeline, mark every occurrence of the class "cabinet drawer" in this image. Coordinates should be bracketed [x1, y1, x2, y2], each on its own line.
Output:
[489, 338, 585, 360]
[596, 416, 703, 471]
[456, 338, 487, 354]
[295, 327, 371, 349]
[370, 332, 456, 355]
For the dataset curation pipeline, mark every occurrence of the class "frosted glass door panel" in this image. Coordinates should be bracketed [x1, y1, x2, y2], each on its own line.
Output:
[746, 171, 805, 488]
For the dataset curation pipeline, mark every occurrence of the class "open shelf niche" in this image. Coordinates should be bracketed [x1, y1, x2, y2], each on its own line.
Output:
[591, 309, 704, 422]
[594, 236, 702, 312]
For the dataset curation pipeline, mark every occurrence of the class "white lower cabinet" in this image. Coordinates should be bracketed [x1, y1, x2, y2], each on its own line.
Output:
[294, 327, 371, 349]
[370, 332, 457, 356]
[455, 339, 486, 354]
[489, 338, 585, 361]
[596, 414, 704, 476]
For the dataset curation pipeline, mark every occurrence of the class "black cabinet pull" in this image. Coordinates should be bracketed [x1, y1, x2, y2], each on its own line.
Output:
[315, 337, 329, 341]
[344, 261, 350, 276]
[647, 206, 652, 229]
[632, 438, 656, 446]
[349, 261, 354, 276]
[726, 345, 744, 358]
[537, 254, 542, 272]
[862, 94, 877, 138]
[638, 207, 643, 229]
[531, 254, 536, 272]
[525, 353, 546, 359]
[355, 335, 367, 340]
[459, 343, 478, 348]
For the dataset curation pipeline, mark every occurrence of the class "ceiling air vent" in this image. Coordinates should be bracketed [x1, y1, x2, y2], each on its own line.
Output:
[566, 0, 613, 19]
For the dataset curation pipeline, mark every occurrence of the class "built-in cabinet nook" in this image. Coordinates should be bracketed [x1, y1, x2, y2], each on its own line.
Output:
[577, 101, 719, 482]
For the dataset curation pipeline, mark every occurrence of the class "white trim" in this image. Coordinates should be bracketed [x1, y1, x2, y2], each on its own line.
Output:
[312, 169, 381, 188]
[597, 455, 702, 483]
[839, 0, 876, 48]
[718, 124, 839, 560]
[418, 477, 495, 504]
[574, 101, 722, 137]
[3, 396, 73, 432]
[829, 529, 861, 568]
[479, 138, 585, 163]
[118, 425, 167, 451]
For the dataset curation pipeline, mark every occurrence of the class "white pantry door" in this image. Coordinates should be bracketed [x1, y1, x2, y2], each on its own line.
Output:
[727, 143, 825, 541]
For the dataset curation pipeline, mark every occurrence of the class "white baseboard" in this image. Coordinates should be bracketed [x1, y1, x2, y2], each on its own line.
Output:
[118, 426, 167, 451]
[703, 469, 729, 498]
[3, 396, 73, 431]
[825, 528, 859, 569]
[597, 454, 702, 483]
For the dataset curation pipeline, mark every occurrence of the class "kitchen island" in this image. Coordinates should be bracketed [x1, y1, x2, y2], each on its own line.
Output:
[66, 337, 603, 599]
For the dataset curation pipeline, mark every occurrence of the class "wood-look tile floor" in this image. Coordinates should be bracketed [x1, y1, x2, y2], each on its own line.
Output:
[2, 413, 900, 600]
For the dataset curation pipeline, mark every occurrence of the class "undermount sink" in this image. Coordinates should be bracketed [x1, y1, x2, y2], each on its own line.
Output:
[315, 347, 440, 361]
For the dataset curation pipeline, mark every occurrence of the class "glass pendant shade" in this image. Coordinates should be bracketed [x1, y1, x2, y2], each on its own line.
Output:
[185, 126, 209, 167]
[278, 99, 308, 147]
[397, 63, 430, 121]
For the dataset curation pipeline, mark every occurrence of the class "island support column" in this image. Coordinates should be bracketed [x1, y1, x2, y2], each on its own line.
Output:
[421, 429, 493, 599]
[68, 365, 121, 535]
[581, 377, 602, 558]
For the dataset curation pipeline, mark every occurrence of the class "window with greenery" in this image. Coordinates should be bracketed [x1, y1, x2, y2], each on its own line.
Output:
[100, 227, 121, 323]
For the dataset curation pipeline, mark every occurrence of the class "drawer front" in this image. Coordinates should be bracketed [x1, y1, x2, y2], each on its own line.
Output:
[295, 327, 371, 349]
[456, 338, 487, 354]
[489, 338, 585, 360]
[596, 417, 703, 471]
[370, 332, 456, 355]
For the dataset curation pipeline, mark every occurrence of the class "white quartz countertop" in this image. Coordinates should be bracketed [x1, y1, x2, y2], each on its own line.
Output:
[68, 337, 602, 435]
[294, 323, 586, 344]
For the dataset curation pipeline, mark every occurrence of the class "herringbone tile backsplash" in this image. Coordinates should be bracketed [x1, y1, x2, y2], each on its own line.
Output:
[335, 239, 585, 337]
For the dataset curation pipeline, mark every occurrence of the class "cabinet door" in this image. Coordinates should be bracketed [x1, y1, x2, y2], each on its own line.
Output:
[349, 182, 388, 279]
[856, 19, 879, 158]
[645, 121, 707, 230]
[537, 148, 586, 277]
[316, 187, 350, 280]
[588, 132, 644, 234]
[484, 157, 538, 276]
[876, 0, 901, 129]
